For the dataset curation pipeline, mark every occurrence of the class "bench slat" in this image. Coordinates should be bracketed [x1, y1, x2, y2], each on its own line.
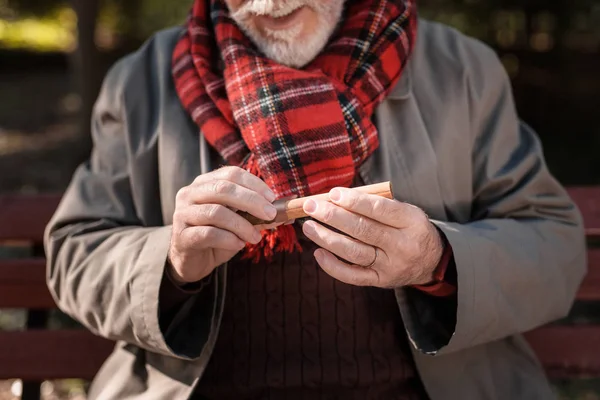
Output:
[0, 259, 46, 283]
[0, 330, 114, 380]
[0, 326, 597, 381]
[526, 325, 600, 379]
[0, 259, 55, 309]
[578, 248, 600, 301]
[0, 194, 61, 243]
[0, 187, 597, 242]
[0, 285, 55, 309]
[568, 186, 600, 237]
[0, 247, 598, 309]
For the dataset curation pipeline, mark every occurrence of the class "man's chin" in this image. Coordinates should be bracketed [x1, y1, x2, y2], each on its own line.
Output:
[257, 39, 324, 68]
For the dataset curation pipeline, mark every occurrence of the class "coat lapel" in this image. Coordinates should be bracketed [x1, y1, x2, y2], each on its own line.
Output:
[361, 66, 448, 221]
[158, 92, 202, 225]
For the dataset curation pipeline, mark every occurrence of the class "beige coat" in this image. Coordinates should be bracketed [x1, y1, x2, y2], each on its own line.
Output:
[45, 20, 587, 400]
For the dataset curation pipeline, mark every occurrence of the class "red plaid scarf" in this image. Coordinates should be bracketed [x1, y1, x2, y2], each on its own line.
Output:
[173, 0, 417, 262]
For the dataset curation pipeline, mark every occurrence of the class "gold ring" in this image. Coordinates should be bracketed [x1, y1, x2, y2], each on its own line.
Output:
[363, 247, 379, 268]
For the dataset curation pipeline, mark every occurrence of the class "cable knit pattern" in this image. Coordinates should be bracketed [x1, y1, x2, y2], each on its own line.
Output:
[194, 228, 429, 400]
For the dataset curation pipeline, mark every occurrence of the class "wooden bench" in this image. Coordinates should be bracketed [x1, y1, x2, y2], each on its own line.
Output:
[0, 188, 599, 399]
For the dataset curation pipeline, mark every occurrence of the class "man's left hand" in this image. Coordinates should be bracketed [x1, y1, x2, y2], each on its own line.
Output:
[302, 187, 444, 288]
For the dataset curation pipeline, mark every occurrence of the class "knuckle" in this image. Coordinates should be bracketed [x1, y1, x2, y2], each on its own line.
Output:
[213, 180, 234, 195]
[346, 193, 360, 209]
[187, 227, 203, 243]
[243, 189, 259, 205]
[202, 226, 218, 241]
[225, 166, 244, 181]
[204, 204, 221, 221]
[347, 245, 365, 263]
[173, 209, 186, 224]
[322, 205, 336, 223]
[175, 187, 189, 203]
[321, 232, 336, 248]
[190, 226, 209, 242]
[372, 198, 387, 216]
[229, 214, 243, 233]
[354, 216, 373, 239]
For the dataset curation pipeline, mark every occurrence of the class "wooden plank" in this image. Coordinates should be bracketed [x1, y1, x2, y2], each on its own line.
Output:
[0, 194, 62, 243]
[578, 248, 600, 301]
[0, 259, 55, 308]
[0, 188, 595, 241]
[0, 247, 596, 308]
[0, 259, 46, 283]
[0, 330, 114, 380]
[568, 187, 600, 237]
[1, 327, 597, 381]
[526, 325, 600, 379]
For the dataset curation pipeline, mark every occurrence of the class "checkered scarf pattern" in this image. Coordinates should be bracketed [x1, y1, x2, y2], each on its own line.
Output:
[173, 0, 417, 261]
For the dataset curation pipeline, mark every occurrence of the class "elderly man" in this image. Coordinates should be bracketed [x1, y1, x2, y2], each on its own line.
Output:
[45, 0, 586, 399]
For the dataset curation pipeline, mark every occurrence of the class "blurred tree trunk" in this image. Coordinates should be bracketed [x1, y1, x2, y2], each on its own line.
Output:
[70, 0, 101, 165]
[119, 0, 144, 51]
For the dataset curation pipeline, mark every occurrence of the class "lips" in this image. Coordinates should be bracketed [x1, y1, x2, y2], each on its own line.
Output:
[256, 5, 309, 31]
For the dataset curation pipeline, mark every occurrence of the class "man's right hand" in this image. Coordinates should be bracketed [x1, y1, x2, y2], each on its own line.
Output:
[167, 166, 278, 284]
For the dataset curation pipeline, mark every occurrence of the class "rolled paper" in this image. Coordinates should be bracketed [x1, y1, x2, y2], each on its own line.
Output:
[238, 181, 394, 225]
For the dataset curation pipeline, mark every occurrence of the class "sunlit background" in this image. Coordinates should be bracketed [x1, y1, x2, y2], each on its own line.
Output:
[0, 0, 599, 399]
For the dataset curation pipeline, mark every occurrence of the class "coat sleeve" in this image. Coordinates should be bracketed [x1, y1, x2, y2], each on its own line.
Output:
[44, 56, 218, 360]
[396, 37, 587, 356]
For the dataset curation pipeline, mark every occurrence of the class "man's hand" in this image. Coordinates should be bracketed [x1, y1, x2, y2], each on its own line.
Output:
[168, 166, 279, 284]
[302, 187, 444, 288]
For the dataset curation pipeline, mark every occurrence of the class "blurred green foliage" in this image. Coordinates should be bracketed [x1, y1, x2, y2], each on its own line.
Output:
[0, 0, 191, 51]
[2, 0, 600, 54]
[3, 0, 67, 16]
[0, 7, 75, 51]
[96, 0, 190, 43]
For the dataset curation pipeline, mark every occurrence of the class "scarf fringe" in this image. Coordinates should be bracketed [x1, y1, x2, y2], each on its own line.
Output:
[242, 224, 303, 264]
[241, 154, 302, 263]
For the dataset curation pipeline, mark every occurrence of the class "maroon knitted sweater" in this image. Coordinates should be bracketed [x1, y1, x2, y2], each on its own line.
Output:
[192, 230, 429, 399]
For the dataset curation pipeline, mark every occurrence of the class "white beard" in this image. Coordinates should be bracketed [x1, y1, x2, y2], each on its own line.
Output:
[231, 0, 345, 68]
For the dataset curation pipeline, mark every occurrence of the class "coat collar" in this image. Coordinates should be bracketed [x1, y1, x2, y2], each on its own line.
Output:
[386, 61, 413, 100]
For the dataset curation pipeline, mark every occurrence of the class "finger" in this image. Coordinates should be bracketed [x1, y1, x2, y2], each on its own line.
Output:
[178, 204, 262, 244]
[314, 249, 379, 287]
[181, 226, 246, 252]
[303, 199, 391, 247]
[302, 220, 377, 267]
[255, 219, 295, 231]
[329, 187, 421, 229]
[194, 166, 276, 202]
[179, 181, 278, 222]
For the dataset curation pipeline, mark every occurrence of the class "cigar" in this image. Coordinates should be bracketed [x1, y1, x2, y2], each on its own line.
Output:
[238, 181, 394, 225]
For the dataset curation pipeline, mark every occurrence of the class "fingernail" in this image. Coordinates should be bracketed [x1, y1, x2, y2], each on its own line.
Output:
[304, 199, 317, 214]
[285, 219, 296, 226]
[264, 190, 276, 203]
[330, 188, 342, 202]
[253, 229, 262, 243]
[264, 205, 277, 220]
[303, 221, 316, 236]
